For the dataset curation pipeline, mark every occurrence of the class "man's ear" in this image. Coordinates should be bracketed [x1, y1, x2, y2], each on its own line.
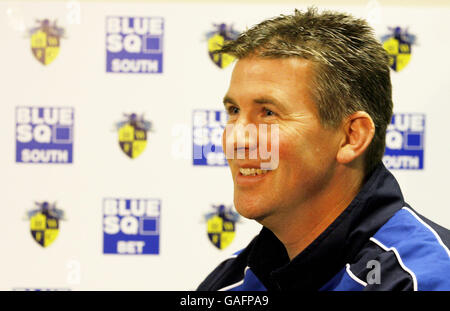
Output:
[336, 111, 375, 164]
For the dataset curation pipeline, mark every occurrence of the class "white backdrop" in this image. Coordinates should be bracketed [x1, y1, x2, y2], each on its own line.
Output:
[0, 1, 449, 290]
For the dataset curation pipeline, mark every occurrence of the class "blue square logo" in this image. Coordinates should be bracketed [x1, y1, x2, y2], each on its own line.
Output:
[106, 16, 164, 73]
[103, 198, 161, 255]
[383, 113, 425, 170]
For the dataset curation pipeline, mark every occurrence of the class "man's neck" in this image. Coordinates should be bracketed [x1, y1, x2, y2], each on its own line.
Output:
[260, 165, 364, 261]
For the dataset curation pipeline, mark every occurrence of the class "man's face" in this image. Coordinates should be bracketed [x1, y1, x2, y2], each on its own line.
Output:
[222, 57, 343, 223]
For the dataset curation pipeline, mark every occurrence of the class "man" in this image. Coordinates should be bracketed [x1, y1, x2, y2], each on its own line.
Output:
[197, 8, 450, 291]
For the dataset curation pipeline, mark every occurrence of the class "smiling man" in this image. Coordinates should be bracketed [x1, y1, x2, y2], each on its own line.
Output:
[197, 8, 450, 291]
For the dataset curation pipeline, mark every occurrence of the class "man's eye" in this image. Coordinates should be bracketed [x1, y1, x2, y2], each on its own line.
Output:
[227, 106, 239, 115]
[264, 108, 275, 116]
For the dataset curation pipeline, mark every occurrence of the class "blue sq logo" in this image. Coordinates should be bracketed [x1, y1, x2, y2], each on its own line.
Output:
[192, 110, 228, 166]
[383, 113, 425, 170]
[105, 16, 164, 73]
[16, 107, 74, 164]
[103, 198, 161, 255]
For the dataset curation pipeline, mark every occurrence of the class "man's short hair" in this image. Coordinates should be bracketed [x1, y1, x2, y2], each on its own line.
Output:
[218, 7, 393, 174]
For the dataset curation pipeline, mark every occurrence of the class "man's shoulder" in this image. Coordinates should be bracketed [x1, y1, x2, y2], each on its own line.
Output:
[341, 206, 450, 291]
[411, 209, 450, 249]
[372, 206, 450, 259]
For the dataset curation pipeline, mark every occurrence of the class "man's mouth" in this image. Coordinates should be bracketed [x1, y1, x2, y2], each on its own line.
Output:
[239, 168, 269, 176]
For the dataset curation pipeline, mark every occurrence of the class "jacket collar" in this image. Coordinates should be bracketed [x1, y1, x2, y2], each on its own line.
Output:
[246, 162, 405, 290]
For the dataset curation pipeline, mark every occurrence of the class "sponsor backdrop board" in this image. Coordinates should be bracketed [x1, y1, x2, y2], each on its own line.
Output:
[0, 0, 449, 290]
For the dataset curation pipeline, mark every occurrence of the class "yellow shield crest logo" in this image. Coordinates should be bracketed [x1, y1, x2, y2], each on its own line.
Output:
[29, 19, 65, 65]
[206, 205, 240, 250]
[206, 23, 239, 69]
[382, 27, 416, 72]
[26, 202, 65, 248]
[115, 113, 152, 159]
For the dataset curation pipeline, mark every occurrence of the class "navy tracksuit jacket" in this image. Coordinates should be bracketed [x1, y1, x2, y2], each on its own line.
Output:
[197, 163, 450, 291]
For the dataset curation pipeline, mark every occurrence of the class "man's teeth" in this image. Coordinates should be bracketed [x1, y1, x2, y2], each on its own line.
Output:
[239, 168, 269, 176]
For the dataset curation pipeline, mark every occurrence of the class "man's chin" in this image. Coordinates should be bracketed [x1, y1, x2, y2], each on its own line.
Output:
[234, 198, 271, 222]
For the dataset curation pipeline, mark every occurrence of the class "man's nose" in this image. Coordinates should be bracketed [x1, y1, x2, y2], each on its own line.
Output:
[223, 117, 258, 159]
[236, 122, 257, 151]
